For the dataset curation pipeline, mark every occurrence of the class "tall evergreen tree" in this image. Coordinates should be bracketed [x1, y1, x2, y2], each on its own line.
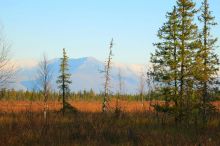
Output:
[197, 0, 219, 123]
[56, 48, 72, 113]
[151, 0, 201, 122]
[150, 0, 218, 125]
[176, 0, 199, 121]
[151, 6, 179, 114]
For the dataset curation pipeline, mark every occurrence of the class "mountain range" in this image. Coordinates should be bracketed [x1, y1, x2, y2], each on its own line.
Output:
[11, 57, 145, 94]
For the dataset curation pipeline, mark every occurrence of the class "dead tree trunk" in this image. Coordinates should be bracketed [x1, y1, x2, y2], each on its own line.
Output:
[102, 39, 114, 112]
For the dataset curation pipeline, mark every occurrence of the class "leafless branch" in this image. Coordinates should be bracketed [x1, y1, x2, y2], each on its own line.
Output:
[37, 53, 53, 120]
[0, 28, 14, 88]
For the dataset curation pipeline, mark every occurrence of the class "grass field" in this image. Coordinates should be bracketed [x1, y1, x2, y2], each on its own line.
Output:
[0, 100, 219, 113]
[0, 100, 220, 145]
[0, 100, 155, 113]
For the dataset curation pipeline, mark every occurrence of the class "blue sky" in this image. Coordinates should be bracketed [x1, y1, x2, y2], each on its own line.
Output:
[0, 0, 219, 64]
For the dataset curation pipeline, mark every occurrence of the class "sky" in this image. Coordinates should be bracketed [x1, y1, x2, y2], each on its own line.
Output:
[0, 0, 219, 64]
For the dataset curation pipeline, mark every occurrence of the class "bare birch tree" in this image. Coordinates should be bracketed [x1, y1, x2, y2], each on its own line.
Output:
[0, 27, 14, 89]
[38, 54, 52, 120]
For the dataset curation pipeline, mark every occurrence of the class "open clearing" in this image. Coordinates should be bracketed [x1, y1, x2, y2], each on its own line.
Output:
[0, 100, 154, 113]
[0, 100, 219, 113]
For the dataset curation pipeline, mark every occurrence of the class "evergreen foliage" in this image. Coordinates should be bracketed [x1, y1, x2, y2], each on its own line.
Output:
[197, 0, 219, 123]
[150, 0, 219, 124]
[56, 48, 72, 113]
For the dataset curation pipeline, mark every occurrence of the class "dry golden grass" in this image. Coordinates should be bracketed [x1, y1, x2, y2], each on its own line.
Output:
[0, 100, 219, 113]
[0, 100, 220, 145]
[0, 100, 151, 113]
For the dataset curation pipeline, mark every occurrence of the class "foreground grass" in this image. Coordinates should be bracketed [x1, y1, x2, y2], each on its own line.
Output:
[0, 110, 220, 146]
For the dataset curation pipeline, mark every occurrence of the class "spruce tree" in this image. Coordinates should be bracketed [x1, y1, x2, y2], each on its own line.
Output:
[150, 0, 218, 124]
[151, 6, 179, 114]
[151, 0, 200, 122]
[176, 0, 199, 121]
[197, 0, 219, 123]
[56, 48, 72, 113]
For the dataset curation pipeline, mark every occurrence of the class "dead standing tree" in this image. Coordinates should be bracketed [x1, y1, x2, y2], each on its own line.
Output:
[102, 39, 114, 112]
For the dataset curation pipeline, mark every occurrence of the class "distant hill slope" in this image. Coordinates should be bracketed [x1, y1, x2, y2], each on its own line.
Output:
[11, 57, 145, 94]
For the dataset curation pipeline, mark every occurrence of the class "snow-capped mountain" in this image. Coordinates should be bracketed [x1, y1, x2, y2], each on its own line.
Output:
[11, 57, 145, 94]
